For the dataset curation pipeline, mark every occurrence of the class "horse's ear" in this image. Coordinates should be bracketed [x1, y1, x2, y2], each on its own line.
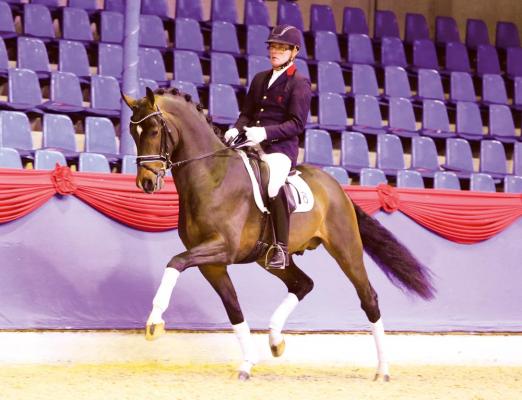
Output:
[121, 91, 137, 109]
[146, 87, 155, 107]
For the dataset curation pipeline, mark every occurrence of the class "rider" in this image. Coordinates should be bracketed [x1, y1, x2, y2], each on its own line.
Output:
[225, 24, 312, 269]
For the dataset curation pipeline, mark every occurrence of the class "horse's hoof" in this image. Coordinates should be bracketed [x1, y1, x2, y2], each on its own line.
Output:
[373, 373, 391, 382]
[145, 322, 166, 341]
[238, 371, 250, 381]
[270, 338, 286, 357]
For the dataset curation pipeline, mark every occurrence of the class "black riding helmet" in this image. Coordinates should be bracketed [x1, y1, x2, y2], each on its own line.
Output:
[265, 24, 301, 49]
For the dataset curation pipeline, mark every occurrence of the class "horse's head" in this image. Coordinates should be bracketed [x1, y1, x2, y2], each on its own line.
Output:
[122, 87, 179, 194]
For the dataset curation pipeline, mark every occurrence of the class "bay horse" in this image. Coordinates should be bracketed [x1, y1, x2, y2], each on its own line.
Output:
[122, 87, 434, 381]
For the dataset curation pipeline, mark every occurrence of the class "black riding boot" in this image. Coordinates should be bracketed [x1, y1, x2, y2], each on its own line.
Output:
[266, 189, 290, 269]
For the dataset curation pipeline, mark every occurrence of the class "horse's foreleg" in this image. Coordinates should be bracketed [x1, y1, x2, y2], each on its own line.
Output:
[146, 241, 228, 341]
[199, 265, 258, 381]
[263, 257, 314, 357]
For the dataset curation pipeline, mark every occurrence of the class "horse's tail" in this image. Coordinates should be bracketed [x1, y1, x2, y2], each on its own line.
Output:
[354, 204, 436, 300]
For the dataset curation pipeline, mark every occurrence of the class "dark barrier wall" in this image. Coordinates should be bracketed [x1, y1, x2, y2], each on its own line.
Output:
[1, 196, 520, 332]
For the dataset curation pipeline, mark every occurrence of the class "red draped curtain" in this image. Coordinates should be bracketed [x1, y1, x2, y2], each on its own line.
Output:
[1, 166, 521, 243]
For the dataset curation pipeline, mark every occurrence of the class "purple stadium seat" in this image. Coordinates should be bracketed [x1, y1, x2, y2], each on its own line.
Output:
[104, 0, 123, 13]
[416, 69, 445, 102]
[121, 154, 137, 175]
[175, 0, 204, 21]
[138, 78, 159, 97]
[0, 37, 7, 77]
[479, 139, 508, 178]
[347, 34, 375, 65]
[466, 18, 490, 49]
[421, 99, 456, 139]
[405, 13, 430, 44]
[170, 80, 200, 103]
[384, 66, 411, 99]
[211, 0, 238, 24]
[40, 71, 85, 115]
[434, 171, 461, 190]
[397, 170, 424, 188]
[296, 29, 309, 60]
[456, 101, 484, 141]
[277, 0, 304, 32]
[100, 11, 123, 43]
[208, 83, 239, 125]
[376, 133, 406, 175]
[342, 7, 369, 36]
[0, 1, 17, 40]
[244, 0, 270, 26]
[62, 7, 93, 42]
[318, 92, 348, 131]
[174, 18, 205, 53]
[360, 167, 388, 186]
[317, 61, 346, 95]
[247, 55, 270, 86]
[0, 110, 34, 157]
[294, 58, 310, 80]
[59, 40, 90, 81]
[340, 131, 370, 173]
[470, 172, 496, 192]
[79, 152, 111, 173]
[322, 166, 350, 185]
[504, 176, 522, 193]
[412, 39, 439, 71]
[450, 71, 476, 103]
[380, 36, 408, 68]
[17, 37, 51, 79]
[69, 0, 98, 10]
[495, 21, 520, 49]
[482, 74, 508, 106]
[476, 45, 501, 77]
[435, 16, 461, 45]
[139, 15, 168, 49]
[7, 68, 43, 113]
[173, 50, 205, 86]
[85, 116, 119, 161]
[310, 4, 336, 33]
[314, 31, 341, 62]
[42, 113, 78, 158]
[98, 43, 123, 79]
[506, 47, 522, 79]
[303, 129, 334, 166]
[374, 10, 400, 41]
[352, 94, 386, 135]
[211, 21, 240, 54]
[488, 104, 517, 143]
[23, 3, 55, 40]
[351, 63, 379, 97]
[514, 77, 522, 111]
[411, 135, 442, 177]
[34, 149, 66, 170]
[141, 0, 168, 18]
[442, 137, 474, 177]
[514, 142, 522, 176]
[444, 42, 471, 73]
[387, 97, 419, 138]
[0, 147, 22, 169]
[246, 25, 270, 56]
[210, 52, 240, 86]
[89, 75, 121, 117]
[138, 47, 168, 85]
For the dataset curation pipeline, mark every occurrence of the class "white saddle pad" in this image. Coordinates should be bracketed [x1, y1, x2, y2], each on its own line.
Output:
[238, 150, 314, 214]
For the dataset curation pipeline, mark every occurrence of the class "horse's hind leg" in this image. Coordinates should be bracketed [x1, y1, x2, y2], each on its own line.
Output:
[261, 256, 314, 357]
[322, 210, 390, 381]
[199, 264, 257, 381]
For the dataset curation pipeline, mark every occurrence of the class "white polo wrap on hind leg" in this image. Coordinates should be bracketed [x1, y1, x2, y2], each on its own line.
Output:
[148, 268, 180, 324]
[371, 318, 390, 376]
[233, 321, 258, 374]
[269, 293, 299, 346]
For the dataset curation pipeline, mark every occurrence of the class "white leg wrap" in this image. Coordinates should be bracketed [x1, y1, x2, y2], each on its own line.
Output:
[269, 293, 299, 346]
[371, 318, 390, 376]
[233, 321, 258, 373]
[148, 268, 180, 324]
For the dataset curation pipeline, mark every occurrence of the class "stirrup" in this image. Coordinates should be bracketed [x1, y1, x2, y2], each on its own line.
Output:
[265, 243, 288, 270]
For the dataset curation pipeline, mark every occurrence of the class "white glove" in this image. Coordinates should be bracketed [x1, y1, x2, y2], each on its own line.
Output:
[244, 126, 267, 144]
[224, 127, 239, 142]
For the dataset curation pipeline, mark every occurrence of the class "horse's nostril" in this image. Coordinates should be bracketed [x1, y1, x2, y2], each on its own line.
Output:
[142, 179, 155, 193]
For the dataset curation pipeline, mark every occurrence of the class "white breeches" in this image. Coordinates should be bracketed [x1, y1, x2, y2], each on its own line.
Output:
[261, 152, 291, 198]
